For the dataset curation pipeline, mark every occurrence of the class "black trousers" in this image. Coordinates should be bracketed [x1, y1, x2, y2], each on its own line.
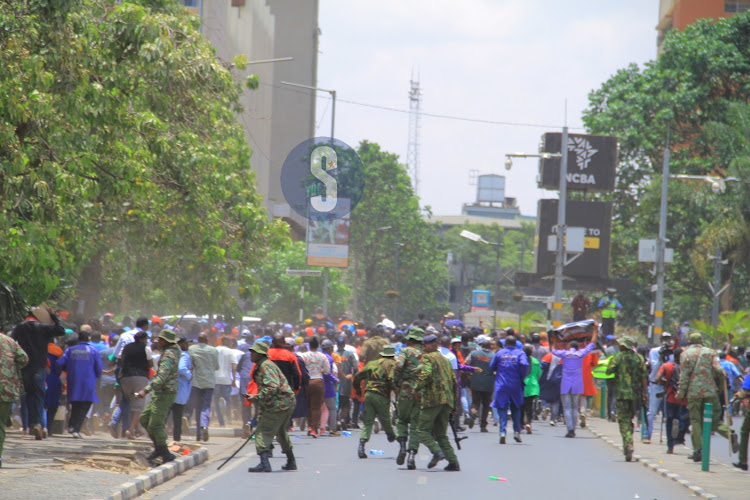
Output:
[339, 395, 351, 424]
[70, 401, 92, 433]
[170, 403, 185, 441]
[471, 390, 492, 428]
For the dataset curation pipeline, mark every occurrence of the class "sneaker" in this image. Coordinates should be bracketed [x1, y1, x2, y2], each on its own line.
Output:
[243, 423, 251, 439]
[513, 431, 522, 443]
[72, 432, 82, 439]
[480, 426, 488, 433]
[201, 426, 209, 442]
[579, 414, 586, 428]
[499, 433, 506, 444]
[541, 407, 550, 421]
[565, 430, 575, 438]
[107, 424, 119, 439]
[524, 424, 532, 435]
[642, 438, 651, 444]
[31, 425, 43, 441]
[329, 430, 341, 437]
[666, 448, 674, 454]
[550, 420, 556, 427]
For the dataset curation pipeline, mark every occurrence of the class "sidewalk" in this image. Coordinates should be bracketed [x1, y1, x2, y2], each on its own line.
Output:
[0, 426, 241, 500]
[585, 415, 747, 500]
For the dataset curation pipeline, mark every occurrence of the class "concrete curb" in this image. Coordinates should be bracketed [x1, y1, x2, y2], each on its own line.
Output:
[105, 448, 209, 500]
[587, 425, 718, 499]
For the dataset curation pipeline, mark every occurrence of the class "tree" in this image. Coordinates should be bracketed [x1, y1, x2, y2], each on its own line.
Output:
[247, 241, 349, 323]
[348, 141, 447, 325]
[581, 13, 750, 329]
[0, 0, 286, 317]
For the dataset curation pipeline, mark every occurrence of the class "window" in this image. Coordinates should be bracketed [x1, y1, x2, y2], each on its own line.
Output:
[725, 1, 750, 13]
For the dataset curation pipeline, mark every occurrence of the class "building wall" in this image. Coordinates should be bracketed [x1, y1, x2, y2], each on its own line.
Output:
[657, 0, 743, 52]
[197, 0, 319, 236]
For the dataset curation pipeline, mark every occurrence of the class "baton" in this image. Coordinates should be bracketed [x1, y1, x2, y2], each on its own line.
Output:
[217, 428, 257, 470]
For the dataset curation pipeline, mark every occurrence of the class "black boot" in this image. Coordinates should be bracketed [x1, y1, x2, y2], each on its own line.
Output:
[358, 439, 367, 459]
[248, 452, 272, 472]
[396, 438, 407, 465]
[406, 450, 417, 470]
[444, 461, 460, 471]
[386, 432, 396, 443]
[281, 449, 297, 471]
[427, 450, 445, 469]
[159, 445, 176, 464]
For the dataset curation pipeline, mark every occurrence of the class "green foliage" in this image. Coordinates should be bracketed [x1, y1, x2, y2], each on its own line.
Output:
[245, 74, 260, 90]
[247, 241, 349, 322]
[692, 310, 750, 346]
[348, 141, 447, 324]
[582, 13, 750, 330]
[496, 310, 546, 336]
[0, 0, 286, 313]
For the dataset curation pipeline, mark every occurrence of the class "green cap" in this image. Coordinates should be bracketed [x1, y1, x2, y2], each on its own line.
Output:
[617, 336, 635, 349]
[405, 327, 424, 342]
[688, 332, 703, 345]
[380, 345, 396, 357]
[250, 341, 269, 355]
[158, 329, 178, 344]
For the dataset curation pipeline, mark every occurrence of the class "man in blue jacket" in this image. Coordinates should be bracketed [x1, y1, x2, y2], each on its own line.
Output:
[57, 329, 102, 438]
[489, 334, 529, 444]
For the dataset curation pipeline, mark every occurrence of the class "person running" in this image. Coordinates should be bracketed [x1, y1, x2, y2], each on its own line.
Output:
[654, 347, 688, 454]
[136, 329, 181, 465]
[353, 345, 398, 459]
[465, 337, 494, 433]
[299, 336, 330, 437]
[490, 334, 529, 444]
[170, 336, 192, 443]
[393, 327, 424, 468]
[606, 336, 648, 462]
[416, 334, 460, 471]
[551, 327, 597, 438]
[56, 329, 102, 438]
[335, 336, 358, 431]
[246, 342, 297, 473]
[522, 344, 541, 434]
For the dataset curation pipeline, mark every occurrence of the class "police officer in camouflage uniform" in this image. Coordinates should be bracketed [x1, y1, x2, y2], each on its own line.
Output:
[606, 336, 647, 462]
[677, 332, 738, 462]
[393, 326, 424, 469]
[360, 327, 392, 365]
[416, 334, 460, 471]
[354, 344, 398, 459]
[136, 328, 181, 465]
[246, 341, 297, 472]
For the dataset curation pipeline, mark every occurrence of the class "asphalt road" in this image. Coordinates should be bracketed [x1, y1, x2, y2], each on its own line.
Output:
[150, 419, 693, 500]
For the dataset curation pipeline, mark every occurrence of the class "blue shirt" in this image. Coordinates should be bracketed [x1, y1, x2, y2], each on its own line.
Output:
[720, 359, 742, 392]
[57, 342, 102, 402]
[551, 343, 596, 395]
[176, 350, 193, 405]
[489, 347, 529, 408]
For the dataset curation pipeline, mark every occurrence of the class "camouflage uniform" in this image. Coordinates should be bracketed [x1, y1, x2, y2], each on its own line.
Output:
[606, 346, 647, 457]
[254, 357, 296, 455]
[354, 357, 397, 441]
[416, 351, 459, 464]
[0, 334, 29, 460]
[360, 336, 391, 365]
[394, 344, 423, 451]
[141, 344, 181, 447]
[677, 343, 731, 452]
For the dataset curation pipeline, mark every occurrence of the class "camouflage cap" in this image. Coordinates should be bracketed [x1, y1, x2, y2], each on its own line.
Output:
[688, 332, 703, 344]
[617, 335, 636, 349]
[405, 327, 424, 342]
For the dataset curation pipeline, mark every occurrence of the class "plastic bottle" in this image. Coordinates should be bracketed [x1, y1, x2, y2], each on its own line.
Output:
[369, 450, 384, 455]
[342, 431, 352, 437]
[489, 476, 507, 482]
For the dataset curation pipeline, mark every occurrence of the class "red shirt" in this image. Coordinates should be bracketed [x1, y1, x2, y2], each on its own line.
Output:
[657, 362, 686, 406]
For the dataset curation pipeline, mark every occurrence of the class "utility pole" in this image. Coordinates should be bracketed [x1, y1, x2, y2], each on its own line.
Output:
[711, 248, 722, 328]
[552, 126, 569, 327]
[654, 142, 670, 335]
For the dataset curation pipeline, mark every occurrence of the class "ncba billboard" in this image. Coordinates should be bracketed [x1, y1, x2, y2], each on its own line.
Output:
[538, 133, 617, 192]
[534, 199, 612, 279]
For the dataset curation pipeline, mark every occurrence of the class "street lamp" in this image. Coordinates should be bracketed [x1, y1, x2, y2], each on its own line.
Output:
[281, 81, 337, 318]
[505, 127, 568, 327]
[460, 229, 503, 328]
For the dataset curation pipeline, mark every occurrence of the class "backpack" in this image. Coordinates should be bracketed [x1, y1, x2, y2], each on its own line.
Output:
[668, 363, 680, 394]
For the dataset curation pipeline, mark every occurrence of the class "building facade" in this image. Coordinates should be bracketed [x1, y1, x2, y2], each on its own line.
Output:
[657, 0, 749, 52]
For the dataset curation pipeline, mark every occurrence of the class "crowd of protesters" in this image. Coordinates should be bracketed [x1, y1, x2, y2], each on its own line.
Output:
[1, 302, 750, 474]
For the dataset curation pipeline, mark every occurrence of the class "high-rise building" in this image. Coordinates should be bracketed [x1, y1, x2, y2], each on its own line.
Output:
[181, 0, 319, 237]
[657, 0, 749, 52]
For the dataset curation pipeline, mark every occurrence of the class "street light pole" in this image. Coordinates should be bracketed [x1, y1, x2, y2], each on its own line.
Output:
[281, 81, 337, 318]
[654, 142, 670, 336]
[551, 126, 569, 327]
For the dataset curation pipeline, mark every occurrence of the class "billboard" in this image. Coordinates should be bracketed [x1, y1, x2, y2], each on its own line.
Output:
[306, 199, 350, 268]
[538, 133, 617, 192]
[534, 199, 612, 279]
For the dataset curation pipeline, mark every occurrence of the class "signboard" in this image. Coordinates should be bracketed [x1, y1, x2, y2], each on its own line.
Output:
[472, 289, 491, 309]
[638, 239, 674, 263]
[306, 199, 350, 268]
[534, 199, 613, 279]
[286, 269, 323, 277]
[538, 133, 617, 192]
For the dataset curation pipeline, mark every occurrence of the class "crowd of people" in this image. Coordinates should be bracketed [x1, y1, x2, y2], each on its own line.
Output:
[1, 303, 749, 476]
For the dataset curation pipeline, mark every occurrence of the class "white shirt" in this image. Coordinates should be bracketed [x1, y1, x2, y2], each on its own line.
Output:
[215, 345, 237, 385]
[439, 346, 458, 370]
[113, 329, 139, 359]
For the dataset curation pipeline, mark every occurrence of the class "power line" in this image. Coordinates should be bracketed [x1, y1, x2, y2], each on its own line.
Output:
[264, 81, 584, 130]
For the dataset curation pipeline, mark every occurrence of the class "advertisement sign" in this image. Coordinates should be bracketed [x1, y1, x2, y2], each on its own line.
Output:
[472, 290, 491, 310]
[538, 133, 617, 192]
[534, 199, 613, 279]
[306, 199, 350, 268]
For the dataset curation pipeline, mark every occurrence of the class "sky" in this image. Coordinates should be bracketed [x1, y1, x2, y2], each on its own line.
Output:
[314, 0, 659, 217]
